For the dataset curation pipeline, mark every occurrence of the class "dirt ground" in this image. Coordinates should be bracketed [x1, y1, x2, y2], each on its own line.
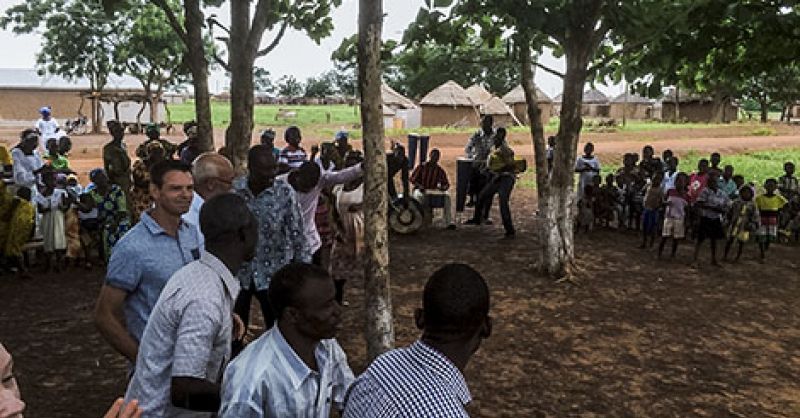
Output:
[1, 124, 800, 417]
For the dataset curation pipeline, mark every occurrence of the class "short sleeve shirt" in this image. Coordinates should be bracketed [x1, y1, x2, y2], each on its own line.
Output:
[697, 187, 730, 220]
[105, 211, 201, 343]
[125, 252, 240, 418]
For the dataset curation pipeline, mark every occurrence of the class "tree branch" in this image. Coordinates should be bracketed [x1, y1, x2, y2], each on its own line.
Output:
[213, 54, 230, 72]
[152, 0, 188, 47]
[587, 2, 704, 75]
[207, 17, 230, 36]
[536, 62, 565, 78]
[256, 18, 289, 58]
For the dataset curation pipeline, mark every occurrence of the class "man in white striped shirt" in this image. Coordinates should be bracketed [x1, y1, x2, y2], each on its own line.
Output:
[219, 263, 354, 418]
[343, 264, 492, 417]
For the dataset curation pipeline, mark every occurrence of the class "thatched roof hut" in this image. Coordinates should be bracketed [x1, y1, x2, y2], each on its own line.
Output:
[479, 97, 519, 126]
[500, 85, 553, 126]
[583, 89, 610, 104]
[381, 83, 417, 110]
[501, 85, 553, 105]
[609, 92, 654, 120]
[420, 80, 479, 127]
[662, 90, 738, 123]
[465, 84, 493, 105]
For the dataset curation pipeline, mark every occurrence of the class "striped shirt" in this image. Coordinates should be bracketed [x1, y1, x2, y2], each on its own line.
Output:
[219, 327, 354, 418]
[410, 163, 449, 191]
[343, 341, 472, 418]
[124, 251, 240, 418]
[279, 146, 308, 169]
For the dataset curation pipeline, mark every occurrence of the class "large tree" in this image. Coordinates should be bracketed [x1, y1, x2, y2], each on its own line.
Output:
[358, 0, 394, 362]
[2, 0, 125, 133]
[211, 0, 341, 169]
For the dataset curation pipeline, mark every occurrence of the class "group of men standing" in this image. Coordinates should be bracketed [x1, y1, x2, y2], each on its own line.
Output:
[88, 125, 493, 417]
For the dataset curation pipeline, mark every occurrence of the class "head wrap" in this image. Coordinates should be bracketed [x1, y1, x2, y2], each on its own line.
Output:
[89, 168, 105, 181]
[39, 106, 51, 115]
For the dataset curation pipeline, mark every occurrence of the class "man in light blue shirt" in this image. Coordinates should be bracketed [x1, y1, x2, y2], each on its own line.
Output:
[219, 263, 354, 418]
[182, 152, 236, 248]
[94, 160, 200, 364]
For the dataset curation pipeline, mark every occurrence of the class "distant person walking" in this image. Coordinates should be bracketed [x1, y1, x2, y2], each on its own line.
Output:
[35, 106, 60, 152]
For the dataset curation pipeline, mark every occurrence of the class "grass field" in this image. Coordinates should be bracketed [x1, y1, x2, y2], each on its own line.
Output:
[167, 101, 764, 138]
[517, 148, 800, 191]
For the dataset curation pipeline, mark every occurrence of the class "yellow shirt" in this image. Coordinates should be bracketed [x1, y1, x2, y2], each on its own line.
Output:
[755, 194, 787, 213]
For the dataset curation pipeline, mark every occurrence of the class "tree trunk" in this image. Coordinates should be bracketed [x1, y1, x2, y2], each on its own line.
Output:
[519, 41, 548, 210]
[185, 0, 214, 151]
[224, 0, 255, 171]
[674, 85, 681, 123]
[542, 45, 591, 277]
[150, 86, 164, 124]
[759, 98, 769, 124]
[91, 93, 101, 134]
[359, 0, 394, 362]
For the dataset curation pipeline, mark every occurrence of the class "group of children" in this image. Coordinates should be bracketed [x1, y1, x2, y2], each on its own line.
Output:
[576, 145, 799, 265]
[1, 133, 104, 277]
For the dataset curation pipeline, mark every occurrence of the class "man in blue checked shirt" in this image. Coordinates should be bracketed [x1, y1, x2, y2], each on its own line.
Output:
[343, 263, 492, 418]
[219, 263, 354, 417]
[233, 145, 311, 344]
[94, 160, 201, 364]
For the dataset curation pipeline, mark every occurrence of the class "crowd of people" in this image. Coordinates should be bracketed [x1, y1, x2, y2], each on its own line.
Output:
[0, 113, 495, 417]
[571, 143, 800, 265]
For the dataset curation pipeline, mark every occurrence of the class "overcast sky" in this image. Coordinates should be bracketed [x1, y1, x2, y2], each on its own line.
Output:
[0, 0, 622, 98]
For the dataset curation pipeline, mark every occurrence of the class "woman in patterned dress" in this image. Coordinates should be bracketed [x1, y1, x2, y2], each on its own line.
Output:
[129, 142, 165, 224]
[88, 169, 130, 261]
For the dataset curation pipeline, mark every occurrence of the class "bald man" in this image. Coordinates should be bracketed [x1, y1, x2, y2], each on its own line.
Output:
[183, 152, 237, 248]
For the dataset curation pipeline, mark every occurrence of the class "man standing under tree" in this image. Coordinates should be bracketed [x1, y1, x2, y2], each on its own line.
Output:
[94, 160, 200, 364]
[464, 116, 495, 211]
[124, 194, 257, 417]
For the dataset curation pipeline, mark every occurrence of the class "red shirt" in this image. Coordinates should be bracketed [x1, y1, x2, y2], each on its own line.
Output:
[411, 163, 449, 191]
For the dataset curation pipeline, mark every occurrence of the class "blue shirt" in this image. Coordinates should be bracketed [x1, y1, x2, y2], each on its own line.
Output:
[219, 327, 354, 418]
[343, 341, 472, 418]
[105, 211, 201, 343]
[233, 177, 311, 292]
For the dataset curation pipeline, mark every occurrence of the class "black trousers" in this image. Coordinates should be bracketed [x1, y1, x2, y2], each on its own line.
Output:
[473, 174, 515, 235]
[232, 284, 274, 357]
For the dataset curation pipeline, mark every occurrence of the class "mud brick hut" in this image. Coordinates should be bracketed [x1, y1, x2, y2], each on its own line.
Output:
[501, 85, 553, 126]
[581, 89, 611, 117]
[609, 92, 655, 120]
[0, 68, 161, 127]
[661, 90, 739, 123]
[420, 80, 479, 127]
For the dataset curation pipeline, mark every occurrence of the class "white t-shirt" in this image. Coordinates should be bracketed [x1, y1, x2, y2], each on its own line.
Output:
[575, 155, 601, 199]
[35, 118, 60, 150]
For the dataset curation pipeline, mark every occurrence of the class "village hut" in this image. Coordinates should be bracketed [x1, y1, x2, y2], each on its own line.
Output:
[582, 89, 611, 117]
[609, 92, 654, 120]
[479, 96, 520, 126]
[661, 90, 739, 123]
[465, 84, 494, 106]
[501, 85, 553, 126]
[381, 83, 420, 129]
[419, 80, 479, 127]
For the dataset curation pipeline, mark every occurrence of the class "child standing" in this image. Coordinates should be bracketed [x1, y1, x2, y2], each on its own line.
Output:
[641, 171, 664, 248]
[658, 173, 689, 258]
[598, 173, 622, 228]
[692, 172, 730, 266]
[723, 186, 759, 262]
[278, 126, 308, 170]
[64, 174, 84, 267]
[34, 170, 69, 272]
[78, 193, 101, 267]
[755, 178, 788, 261]
[43, 138, 70, 173]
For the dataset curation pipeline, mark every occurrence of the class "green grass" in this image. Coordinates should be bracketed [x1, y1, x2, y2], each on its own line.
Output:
[168, 101, 362, 129]
[516, 148, 800, 192]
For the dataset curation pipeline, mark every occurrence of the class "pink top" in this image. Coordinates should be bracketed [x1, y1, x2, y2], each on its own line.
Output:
[665, 189, 689, 219]
[687, 172, 708, 203]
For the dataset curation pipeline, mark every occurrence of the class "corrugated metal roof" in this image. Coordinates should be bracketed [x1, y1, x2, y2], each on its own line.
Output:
[0, 68, 143, 91]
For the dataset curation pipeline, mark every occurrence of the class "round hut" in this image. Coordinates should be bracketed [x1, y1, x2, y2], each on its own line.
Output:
[419, 81, 479, 127]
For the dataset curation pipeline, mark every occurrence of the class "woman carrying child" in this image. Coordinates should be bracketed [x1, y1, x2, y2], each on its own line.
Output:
[88, 169, 130, 261]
